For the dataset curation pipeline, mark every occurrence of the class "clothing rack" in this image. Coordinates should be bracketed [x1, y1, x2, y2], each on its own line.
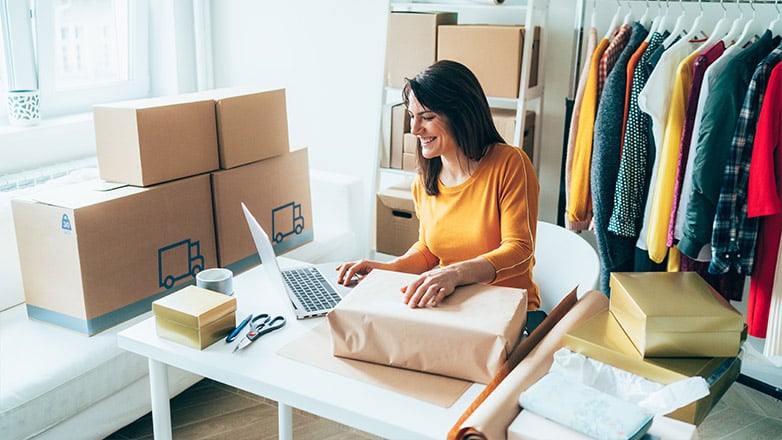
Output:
[560, 0, 782, 400]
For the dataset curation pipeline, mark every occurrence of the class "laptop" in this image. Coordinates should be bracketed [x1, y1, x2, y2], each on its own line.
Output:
[241, 202, 345, 319]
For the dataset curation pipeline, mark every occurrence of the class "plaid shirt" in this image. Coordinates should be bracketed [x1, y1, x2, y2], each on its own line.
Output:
[710, 40, 782, 275]
[598, 25, 631, 99]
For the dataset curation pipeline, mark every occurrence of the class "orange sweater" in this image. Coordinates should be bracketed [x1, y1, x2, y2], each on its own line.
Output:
[411, 143, 541, 309]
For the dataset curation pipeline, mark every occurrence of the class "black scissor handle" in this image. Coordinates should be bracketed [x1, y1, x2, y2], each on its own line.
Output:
[248, 315, 286, 341]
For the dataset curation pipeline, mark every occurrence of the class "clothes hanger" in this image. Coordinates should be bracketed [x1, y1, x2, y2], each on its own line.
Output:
[721, 0, 746, 47]
[622, 0, 634, 25]
[768, 0, 781, 37]
[591, 0, 598, 29]
[638, 0, 653, 29]
[603, 0, 623, 40]
[730, 0, 764, 51]
[698, 0, 732, 51]
[662, 0, 687, 48]
[644, 0, 663, 42]
[668, 0, 706, 53]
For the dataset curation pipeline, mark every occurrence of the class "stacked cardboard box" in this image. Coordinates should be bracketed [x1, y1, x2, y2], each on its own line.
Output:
[375, 185, 419, 256]
[12, 88, 312, 335]
[561, 272, 745, 425]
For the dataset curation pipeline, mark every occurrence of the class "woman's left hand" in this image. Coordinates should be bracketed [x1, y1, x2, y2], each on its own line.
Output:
[400, 267, 459, 308]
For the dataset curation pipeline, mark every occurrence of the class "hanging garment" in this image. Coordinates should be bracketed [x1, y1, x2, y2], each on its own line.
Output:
[680, 254, 746, 301]
[673, 38, 743, 262]
[592, 22, 647, 294]
[609, 31, 668, 239]
[565, 27, 599, 231]
[679, 30, 776, 260]
[620, 40, 649, 149]
[599, 24, 632, 98]
[567, 37, 611, 232]
[747, 62, 782, 338]
[646, 40, 704, 264]
[667, 41, 726, 248]
[710, 38, 782, 276]
[763, 230, 782, 359]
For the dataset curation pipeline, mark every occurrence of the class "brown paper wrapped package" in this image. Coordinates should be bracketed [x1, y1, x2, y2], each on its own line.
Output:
[327, 269, 527, 384]
[450, 290, 609, 440]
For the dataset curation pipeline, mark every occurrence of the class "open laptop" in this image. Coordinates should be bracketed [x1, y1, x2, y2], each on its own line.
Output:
[241, 202, 345, 319]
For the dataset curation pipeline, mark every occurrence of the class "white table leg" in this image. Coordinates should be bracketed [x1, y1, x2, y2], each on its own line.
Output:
[149, 358, 173, 440]
[278, 402, 293, 440]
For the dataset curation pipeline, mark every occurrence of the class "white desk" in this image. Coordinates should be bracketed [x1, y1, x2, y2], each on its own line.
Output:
[118, 259, 484, 439]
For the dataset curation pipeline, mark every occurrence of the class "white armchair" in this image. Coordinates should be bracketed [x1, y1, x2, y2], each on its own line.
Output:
[533, 221, 600, 313]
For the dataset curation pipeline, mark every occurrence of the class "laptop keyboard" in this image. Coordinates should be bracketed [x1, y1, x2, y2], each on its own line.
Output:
[282, 267, 341, 312]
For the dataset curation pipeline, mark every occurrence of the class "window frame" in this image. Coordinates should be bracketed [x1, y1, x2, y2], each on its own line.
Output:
[34, 0, 150, 117]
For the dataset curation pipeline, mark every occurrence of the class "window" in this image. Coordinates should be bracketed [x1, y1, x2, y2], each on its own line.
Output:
[0, 0, 149, 120]
[36, 0, 149, 116]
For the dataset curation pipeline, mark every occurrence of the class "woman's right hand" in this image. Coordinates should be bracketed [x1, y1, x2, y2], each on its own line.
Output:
[335, 260, 387, 286]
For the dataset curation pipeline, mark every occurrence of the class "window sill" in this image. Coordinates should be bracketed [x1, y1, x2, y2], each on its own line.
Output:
[0, 112, 96, 175]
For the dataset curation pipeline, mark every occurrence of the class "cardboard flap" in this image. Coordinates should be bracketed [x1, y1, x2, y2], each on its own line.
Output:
[26, 179, 138, 209]
[377, 187, 414, 211]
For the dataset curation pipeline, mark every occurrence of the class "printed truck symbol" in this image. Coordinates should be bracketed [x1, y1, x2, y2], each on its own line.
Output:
[158, 239, 204, 289]
[272, 202, 304, 244]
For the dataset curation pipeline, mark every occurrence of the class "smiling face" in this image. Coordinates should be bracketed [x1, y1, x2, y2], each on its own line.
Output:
[406, 91, 458, 160]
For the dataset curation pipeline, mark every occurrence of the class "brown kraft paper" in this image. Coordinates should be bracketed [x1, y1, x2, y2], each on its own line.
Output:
[451, 290, 610, 440]
[327, 269, 527, 384]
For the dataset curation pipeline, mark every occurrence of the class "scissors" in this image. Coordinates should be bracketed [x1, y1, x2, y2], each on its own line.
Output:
[232, 313, 287, 352]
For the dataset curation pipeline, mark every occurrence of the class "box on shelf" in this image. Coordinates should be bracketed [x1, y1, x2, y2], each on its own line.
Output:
[403, 132, 418, 154]
[153, 285, 237, 350]
[389, 103, 410, 169]
[328, 269, 527, 383]
[609, 272, 745, 358]
[211, 148, 313, 269]
[385, 11, 458, 89]
[209, 88, 290, 169]
[563, 310, 741, 425]
[491, 109, 536, 162]
[11, 174, 217, 335]
[376, 184, 419, 256]
[402, 152, 418, 172]
[437, 25, 541, 98]
[94, 95, 219, 187]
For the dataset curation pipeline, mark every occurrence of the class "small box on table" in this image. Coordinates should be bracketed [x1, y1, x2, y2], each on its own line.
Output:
[152, 285, 237, 350]
[609, 272, 744, 358]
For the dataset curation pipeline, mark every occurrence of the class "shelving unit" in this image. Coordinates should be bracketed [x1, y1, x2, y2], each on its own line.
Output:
[372, 0, 549, 256]
[379, 0, 549, 183]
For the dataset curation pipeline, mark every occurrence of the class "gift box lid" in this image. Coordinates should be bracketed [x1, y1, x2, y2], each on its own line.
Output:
[152, 285, 236, 329]
[609, 272, 744, 357]
[563, 310, 732, 384]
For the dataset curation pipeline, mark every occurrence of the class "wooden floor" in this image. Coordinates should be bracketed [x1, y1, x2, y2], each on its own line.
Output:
[107, 378, 782, 440]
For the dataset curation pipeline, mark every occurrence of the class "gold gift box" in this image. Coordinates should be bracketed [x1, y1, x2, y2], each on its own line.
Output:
[610, 272, 744, 357]
[152, 285, 237, 350]
[563, 310, 741, 425]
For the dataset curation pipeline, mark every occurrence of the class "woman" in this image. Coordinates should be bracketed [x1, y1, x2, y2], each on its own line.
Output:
[338, 60, 540, 310]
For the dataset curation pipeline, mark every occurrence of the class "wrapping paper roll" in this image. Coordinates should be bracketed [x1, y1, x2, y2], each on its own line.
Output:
[449, 290, 610, 440]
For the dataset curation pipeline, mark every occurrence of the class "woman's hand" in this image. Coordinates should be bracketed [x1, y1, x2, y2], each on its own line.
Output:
[336, 260, 386, 286]
[400, 267, 460, 308]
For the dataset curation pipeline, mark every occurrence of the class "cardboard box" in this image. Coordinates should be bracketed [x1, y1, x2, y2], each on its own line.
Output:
[389, 103, 410, 169]
[385, 11, 458, 88]
[402, 152, 418, 172]
[610, 272, 744, 357]
[403, 132, 418, 154]
[376, 185, 419, 256]
[492, 109, 536, 162]
[211, 148, 313, 269]
[437, 25, 541, 98]
[210, 88, 290, 169]
[153, 285, 237, 350]
[563, 310, 741, 425]
[328, 269, 527, 383]
[11, 174, 217, 335]
[94, 96, 219, 186]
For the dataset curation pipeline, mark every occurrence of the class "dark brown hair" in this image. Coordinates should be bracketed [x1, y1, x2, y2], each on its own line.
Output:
[403, 60, 504, 195]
